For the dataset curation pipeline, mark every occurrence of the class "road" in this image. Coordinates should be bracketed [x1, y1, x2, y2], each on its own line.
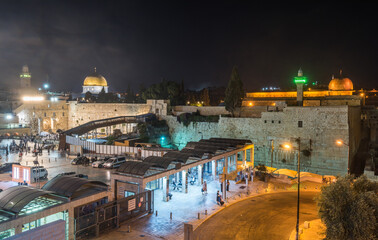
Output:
[195, 191, 319, 240]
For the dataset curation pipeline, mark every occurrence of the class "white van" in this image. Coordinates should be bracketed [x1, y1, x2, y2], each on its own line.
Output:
[31, 166, 48, 180]
[103, 157, 126, 169]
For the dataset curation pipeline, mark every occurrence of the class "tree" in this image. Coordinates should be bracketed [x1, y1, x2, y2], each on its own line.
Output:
[84, 91, 94, 102]
[97, 87, 106, 102]
[201, 88, 210, 106]
[224, 66, 244, 117]
[317, 175, 378, 240]
[124, 84, 135, 103]
[141, 79, 183, 105]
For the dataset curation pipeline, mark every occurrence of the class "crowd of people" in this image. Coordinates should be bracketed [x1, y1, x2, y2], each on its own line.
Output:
[0, 134, 59, 159]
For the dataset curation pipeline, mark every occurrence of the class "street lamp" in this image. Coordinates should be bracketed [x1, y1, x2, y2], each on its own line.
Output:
[282, 138, 301, 240]
[336, 139, 350, 174]
[270, 139, 274, 167]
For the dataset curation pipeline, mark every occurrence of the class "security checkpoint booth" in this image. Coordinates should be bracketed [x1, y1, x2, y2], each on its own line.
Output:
[111, 138, 254, 202]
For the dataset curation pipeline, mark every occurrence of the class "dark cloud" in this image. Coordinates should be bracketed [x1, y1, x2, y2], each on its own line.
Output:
[0, 1, 377, 93]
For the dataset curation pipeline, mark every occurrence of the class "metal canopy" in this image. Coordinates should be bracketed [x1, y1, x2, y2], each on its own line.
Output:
[117, 161, 154, 176]
[143, 156, 176, 169]
[42, 176, 108, 198]
[179, 148, 208, 158]
[208, 138, 252, 145]
[0, 186, 55, 214]
[163, 151, 200, 164]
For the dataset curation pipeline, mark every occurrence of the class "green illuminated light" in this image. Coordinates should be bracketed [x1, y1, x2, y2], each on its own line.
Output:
[294, 76, 307, 84]
[20, 74, 31, 78]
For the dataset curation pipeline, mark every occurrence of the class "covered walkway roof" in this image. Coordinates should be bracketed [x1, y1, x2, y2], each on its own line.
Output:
[143, 156, 177, 170]
[118, 161, 153, 176]
[163, 151, 200, 164]
[114, 138, 253, 179]
[42, 175, 108, 199]
[0, 176, 109, 224]
[0, 186, 65, 221]
[62, 113, 156, 136]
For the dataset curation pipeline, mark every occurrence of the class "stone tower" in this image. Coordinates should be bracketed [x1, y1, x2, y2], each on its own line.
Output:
[20, 65, 31, 88]
[294, 68, 307, 106]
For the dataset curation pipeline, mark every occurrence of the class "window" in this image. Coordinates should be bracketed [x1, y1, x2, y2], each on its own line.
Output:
[44, 113, 46, 117]
[298, 121, 303, 128]
[264, 120, 267, 123]
[272, 120, 274, 123]
[23, 169, 29, 182]
[14, 167, 19, 179]
[278, 121, 281, 124]
[246, 149, 251, 162]
[53, 112, 56, 117]
[62, 112, 64, 117]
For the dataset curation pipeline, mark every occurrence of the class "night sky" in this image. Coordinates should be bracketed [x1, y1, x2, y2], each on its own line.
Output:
[0, 1, 377, 93]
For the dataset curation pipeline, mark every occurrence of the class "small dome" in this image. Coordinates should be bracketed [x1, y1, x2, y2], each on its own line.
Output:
[328, 78, 353, 91]
[83, 72, 108, 87]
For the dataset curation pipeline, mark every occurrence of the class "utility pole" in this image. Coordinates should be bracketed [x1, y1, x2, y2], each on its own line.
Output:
[270, 139, 274, 167]
[295, 137, 301, 240]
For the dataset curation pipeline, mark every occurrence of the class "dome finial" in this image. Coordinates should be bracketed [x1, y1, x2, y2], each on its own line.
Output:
[339, 69, 342, 77]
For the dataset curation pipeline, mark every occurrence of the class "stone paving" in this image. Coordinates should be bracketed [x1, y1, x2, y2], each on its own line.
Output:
[0, 147, 114, 188]
[0, 139, 324, 240]
[97, 176, 323, 240]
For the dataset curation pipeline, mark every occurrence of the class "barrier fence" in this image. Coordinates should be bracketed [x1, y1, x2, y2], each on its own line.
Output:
[75, 190, 153, 239]
[66, 135, 166, 157]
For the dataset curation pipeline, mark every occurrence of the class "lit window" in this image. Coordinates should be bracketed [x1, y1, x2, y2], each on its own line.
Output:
[14, 167, 19, 179]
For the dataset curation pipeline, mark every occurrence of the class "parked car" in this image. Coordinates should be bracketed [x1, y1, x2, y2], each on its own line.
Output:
[31, 166, 48, 179]
[71, 156, 88, 165]
[92, 159, 106, 168]
[0, 162, 20, 173]
[103, 156, 126, 169]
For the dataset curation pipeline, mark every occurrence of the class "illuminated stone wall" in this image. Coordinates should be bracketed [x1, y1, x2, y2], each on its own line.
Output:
[173, 106, 230, 116]
[15, 100, 170, 134]
[67, 102, 152, 129]
[163, 105, 362, 176]
[246, 90, 354, 98]
[15, 101, 68, 134]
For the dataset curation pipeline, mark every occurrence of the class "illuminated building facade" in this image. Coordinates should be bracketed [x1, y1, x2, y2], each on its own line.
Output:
[243, 69, 362, 108]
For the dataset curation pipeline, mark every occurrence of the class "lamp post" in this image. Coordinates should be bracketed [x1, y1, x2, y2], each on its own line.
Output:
[336, 139, 350, 174]
[283, 137, 301, 240]
[270, 139, 274, 168]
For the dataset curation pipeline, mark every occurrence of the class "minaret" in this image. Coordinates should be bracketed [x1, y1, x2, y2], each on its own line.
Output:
[20, 65, 31, 88]
[294, 68, 307, 106]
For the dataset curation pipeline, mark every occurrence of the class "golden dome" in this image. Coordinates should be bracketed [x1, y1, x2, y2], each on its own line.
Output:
[328, 77, 353, 91]
[83, 73, 108, 87]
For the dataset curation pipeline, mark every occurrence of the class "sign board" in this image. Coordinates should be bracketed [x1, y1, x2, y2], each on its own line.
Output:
[128, 198, 136, 211]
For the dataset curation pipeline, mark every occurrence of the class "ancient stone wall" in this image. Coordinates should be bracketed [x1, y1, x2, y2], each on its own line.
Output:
[15, 101, 68, 134]
[163, 105, 362, 176]
[67, 102, 152, 129]
[173, 106, 229, 116]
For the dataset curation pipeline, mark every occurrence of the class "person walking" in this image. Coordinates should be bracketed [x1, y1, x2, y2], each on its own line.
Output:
[216, 190, 224, 206]
[226, 180, 230, 191]
[202, 181, 207, 195]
